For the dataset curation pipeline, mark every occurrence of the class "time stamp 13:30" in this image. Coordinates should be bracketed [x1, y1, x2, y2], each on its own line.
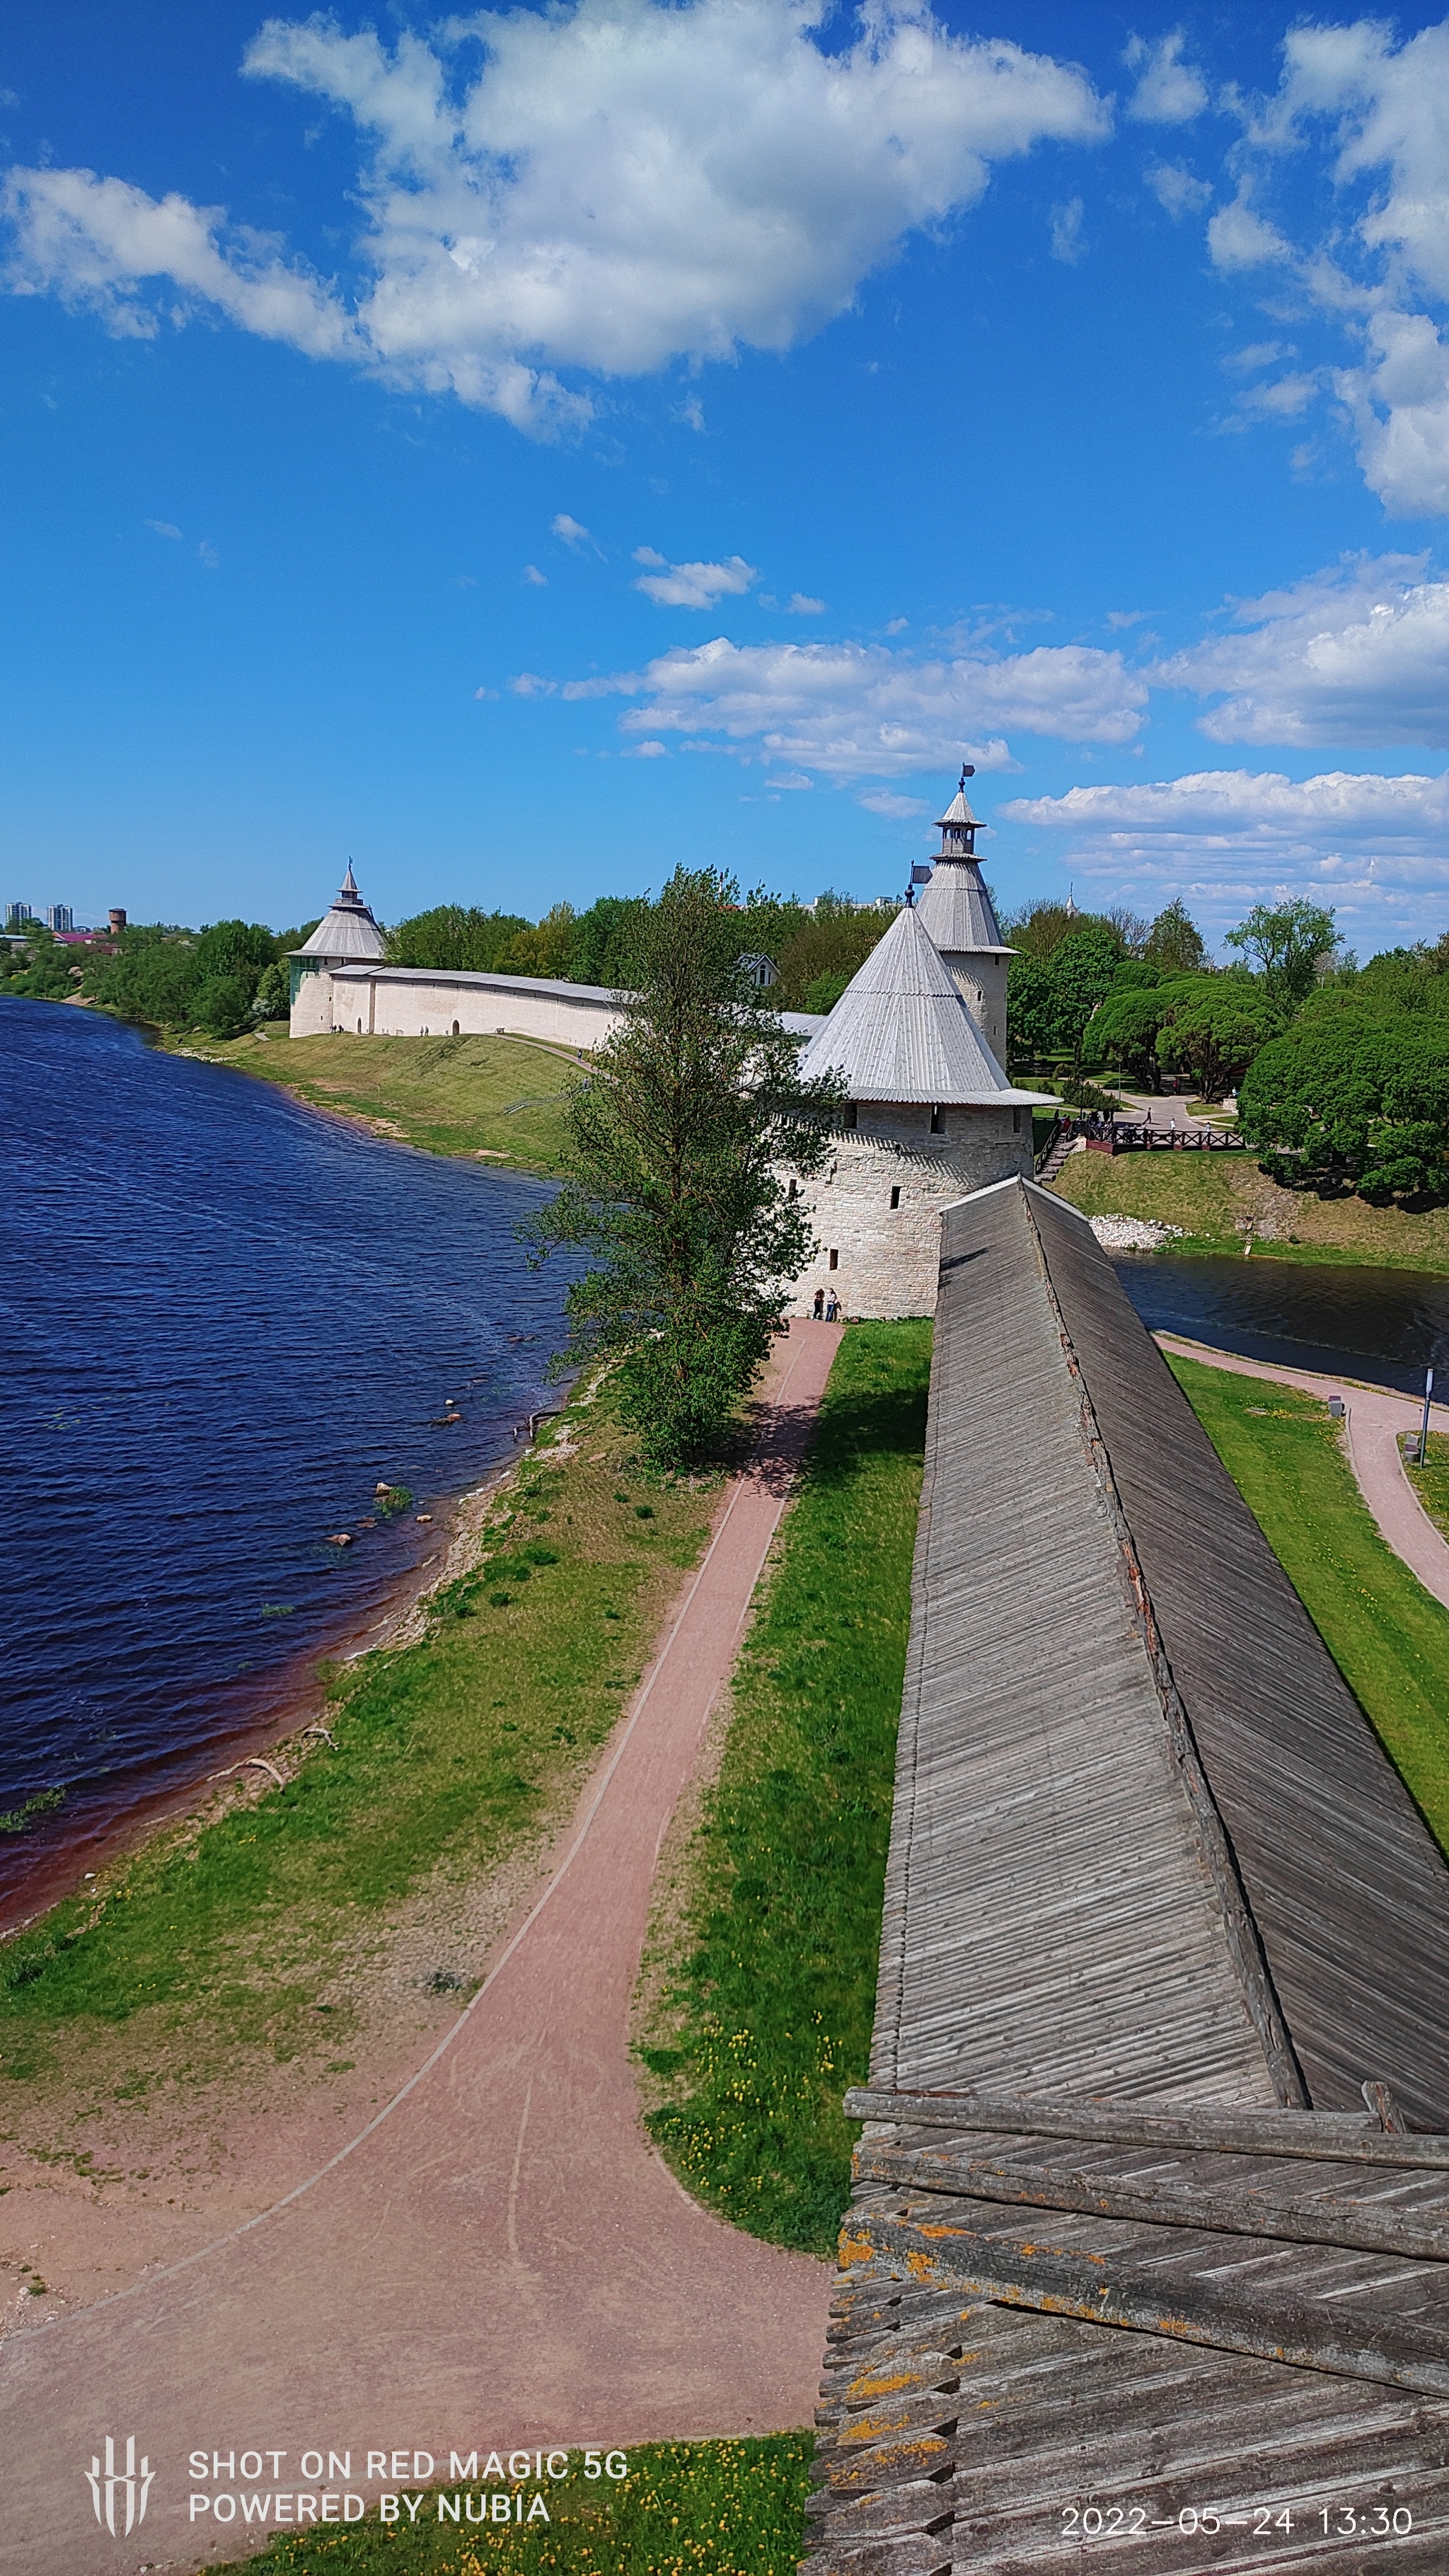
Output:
[1058, 2500, 1417, 2543]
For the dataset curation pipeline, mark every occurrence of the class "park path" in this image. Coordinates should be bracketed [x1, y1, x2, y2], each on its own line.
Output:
[1157, 1331, 1449, 1613]
[0, 1322, 843, 2576]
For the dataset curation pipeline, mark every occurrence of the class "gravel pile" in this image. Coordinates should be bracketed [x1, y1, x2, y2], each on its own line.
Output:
[1088, 1214, 1186, 1252]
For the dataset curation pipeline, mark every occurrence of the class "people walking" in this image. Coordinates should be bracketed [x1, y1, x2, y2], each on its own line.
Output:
[825, 1289, 839, 1323]
[812, 1287, 825, 1320]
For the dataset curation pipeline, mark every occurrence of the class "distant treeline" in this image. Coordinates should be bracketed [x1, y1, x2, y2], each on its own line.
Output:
[0, 918, 317, 1037]
[385, 887, 896, 1015]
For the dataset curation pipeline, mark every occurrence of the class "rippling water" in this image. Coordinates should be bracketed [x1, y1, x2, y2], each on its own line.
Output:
[1, 1001, 570, 1910]
[1113, 1252, 1449, 1396]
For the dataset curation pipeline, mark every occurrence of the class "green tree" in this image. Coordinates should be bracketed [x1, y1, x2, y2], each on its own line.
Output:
[1240, 1003, 1449, 1201]
[773, 896, 894, 1010]
[0, 930, 76, 1000]
[192, 920, 277, 998]
[1143, 898, 1209, 974]
[524, 867, 843, 1469]
[1155, 980, 1282, 1102]
[1083, 980, 1181, 1087]
[386, 905, 531, 973]
[85, 936, 201, 1028]
[192, 974, 254, 1039]
[493, 902, 577, 979]
[250, 959, 291, 1022]
[1225, 899, 1337, 1006]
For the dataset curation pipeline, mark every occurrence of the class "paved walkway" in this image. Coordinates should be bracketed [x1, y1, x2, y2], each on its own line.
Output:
[0, 1322, 844, 2576]
[1158, 1332, 1449, 1613]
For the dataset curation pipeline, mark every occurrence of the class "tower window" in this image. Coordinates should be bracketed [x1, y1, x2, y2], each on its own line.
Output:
[1012, 1109, 1021, 1133]
[889, 1186, 901, 1210]
[930, 1105, 943, 1133]
[828, 1248, 839, 1271]
[843, 1101, 858, 1130]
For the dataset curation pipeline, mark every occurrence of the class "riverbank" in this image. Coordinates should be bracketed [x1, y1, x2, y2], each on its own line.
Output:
[1052, 1142, 1449, 1273]
[163, 1024, 575, 1174]
[0, 1377, 715, 2325]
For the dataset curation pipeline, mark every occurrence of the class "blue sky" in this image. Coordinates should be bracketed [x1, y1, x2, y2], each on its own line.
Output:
[2, 3, 1448, 954]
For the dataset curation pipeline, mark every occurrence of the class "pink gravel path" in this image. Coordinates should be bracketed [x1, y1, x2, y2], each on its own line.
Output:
[1158, 1331, 1449, 1613]
[0, 1322, 843, 2576]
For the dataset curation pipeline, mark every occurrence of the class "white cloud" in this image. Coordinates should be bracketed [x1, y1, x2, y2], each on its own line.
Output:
[858, 789, 930, 817]
[1144, 161, 1211, 220]
[633, 548, 756, 607]
[1206, 190, 1293, 272]
[1124, 31, 1208, 126]
[522, 562, 548, 586]
[196, 539, 219, 570]
[556, 633, 1147, 776]
[1000, 765, 1449, 935]
[1049, 197, 1085, 265]
[2, 2, 1107, 436]
[144, 517, 182, 539]
[1158, 557, 1449, 749]
[788, 592, 826, 616]
[0, 164, 356, 354]
[1208, 22, 1449, 516]
[510, 671, 557, 698]
[551, 512, 597, 551]
[621, 739, 669, 757]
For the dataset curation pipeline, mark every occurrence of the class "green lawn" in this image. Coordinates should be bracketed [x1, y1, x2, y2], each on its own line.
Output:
[1405, 1428, 1449, 1545]
[175, 1029, 575, 1174]
[1053, 1145, 1449, 1273]
[1169, 1357, 1449, 1854]
[640, 1322, 931, 2257]
[0, 1395, 710, 2110]
[212, 2437, 813, 2576]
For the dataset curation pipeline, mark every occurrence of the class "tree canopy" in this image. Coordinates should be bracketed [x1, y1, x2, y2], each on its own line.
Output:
[523, 867, 843, 1469]
[1240, 976, 1449, 1201]
[1225, 899, 1338, 1006]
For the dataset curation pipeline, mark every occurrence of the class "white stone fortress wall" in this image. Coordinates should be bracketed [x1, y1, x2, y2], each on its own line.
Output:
[290, 963, 627, 1051]
[789, 1101, 1033, 1320]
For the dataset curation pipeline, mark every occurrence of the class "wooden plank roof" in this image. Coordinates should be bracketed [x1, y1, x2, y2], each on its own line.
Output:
[802, 1175, 1449, 2572]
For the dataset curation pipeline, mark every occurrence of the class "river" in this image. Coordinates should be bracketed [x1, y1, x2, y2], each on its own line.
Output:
[1, 1000, 570, 1914]
[1114, 1251, 1449, 1397]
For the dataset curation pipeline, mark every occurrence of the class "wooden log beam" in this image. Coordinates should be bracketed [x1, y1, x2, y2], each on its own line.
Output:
[846, 2207, 1449, 2399]
[855, 2135, 1449, 2266]
[844, 2086, 1449, 2171]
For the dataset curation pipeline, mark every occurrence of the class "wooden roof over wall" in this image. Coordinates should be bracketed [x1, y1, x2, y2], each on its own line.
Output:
[803, 1176, 1449, 2572]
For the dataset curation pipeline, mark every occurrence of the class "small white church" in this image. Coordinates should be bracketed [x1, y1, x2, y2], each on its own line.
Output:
[287, 775, 1053, 1320]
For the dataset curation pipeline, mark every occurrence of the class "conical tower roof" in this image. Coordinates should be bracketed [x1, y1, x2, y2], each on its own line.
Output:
[294, 865, 387, 962]
[916, 768, 1012, 959]
[798, 904, 1049, 1106]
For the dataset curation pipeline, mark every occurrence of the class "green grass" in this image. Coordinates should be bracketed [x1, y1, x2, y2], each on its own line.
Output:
[1405, 1428, 1449, 1544]
[176, 1029, 575, 1174]
[1169, 1356, 1449, 1854]
[0, 1398, 709, 2098]
[210, 2437, 812, 2576]
[1053, 1145, 1449, 1273]
[640, 1322, 931, 2257]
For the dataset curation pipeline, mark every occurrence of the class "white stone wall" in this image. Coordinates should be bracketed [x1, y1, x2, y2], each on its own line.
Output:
[787, 1099, 1032, 1319]
[291, 966, 625, 1051]
[941, 952, 1008, 1063]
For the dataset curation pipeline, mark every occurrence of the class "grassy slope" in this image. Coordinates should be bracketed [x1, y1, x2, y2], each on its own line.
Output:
[214, 2437, 812, 2576]
[640, 1322, 931, 2258]
[0, 1397, 709, 2110]
[1169, 1356, 1449, 1854]
[1407, 1429, 1449, 1544]
[1054, 1145, 1449, 1273]
[175, 1029, 575, 1174]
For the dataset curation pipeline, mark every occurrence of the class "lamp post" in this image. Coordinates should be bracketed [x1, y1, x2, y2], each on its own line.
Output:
[1417, 1364, 1435, 1468]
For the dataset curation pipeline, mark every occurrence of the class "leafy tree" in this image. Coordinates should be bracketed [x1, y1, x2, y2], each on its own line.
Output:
[804, 969, 852, 1014]
[1143, 898, 1209, 975]
[1083, 981, 1181, 1087]
[1112, 959, 1162, 990]
[567, 894, 652, 988]
[386, 905, 531, 973]
[192, 920, 277, 998]
[1155, 980, 1282, 1102]
[1008, 919, 1124, 1066]
[493, 903, 577, 979]
[192, 974, 254, 1039]
[1240, 995, 1449, 1200]
[0, 930, 76, 1000]
[250, 959, 291, 1022]
[85, 937, 201, 1029]
[524, 867, 843, 1469]
[773, 896, 893, 1010]
[1225, 899, 1337, 1006]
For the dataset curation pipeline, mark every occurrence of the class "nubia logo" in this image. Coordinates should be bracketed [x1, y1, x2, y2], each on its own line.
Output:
[86, 2436, 154, 2536]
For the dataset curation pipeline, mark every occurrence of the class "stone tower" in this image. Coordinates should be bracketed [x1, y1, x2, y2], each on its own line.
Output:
[788, 901, 1056, 1319]
[913, 769, 1013, 1060]
[288, 865, 388, 1032]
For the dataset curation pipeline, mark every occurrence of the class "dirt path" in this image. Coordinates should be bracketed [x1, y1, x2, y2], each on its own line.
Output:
[1158, 1332, 1449, 1612]
[0, 1322, 843, 2576]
